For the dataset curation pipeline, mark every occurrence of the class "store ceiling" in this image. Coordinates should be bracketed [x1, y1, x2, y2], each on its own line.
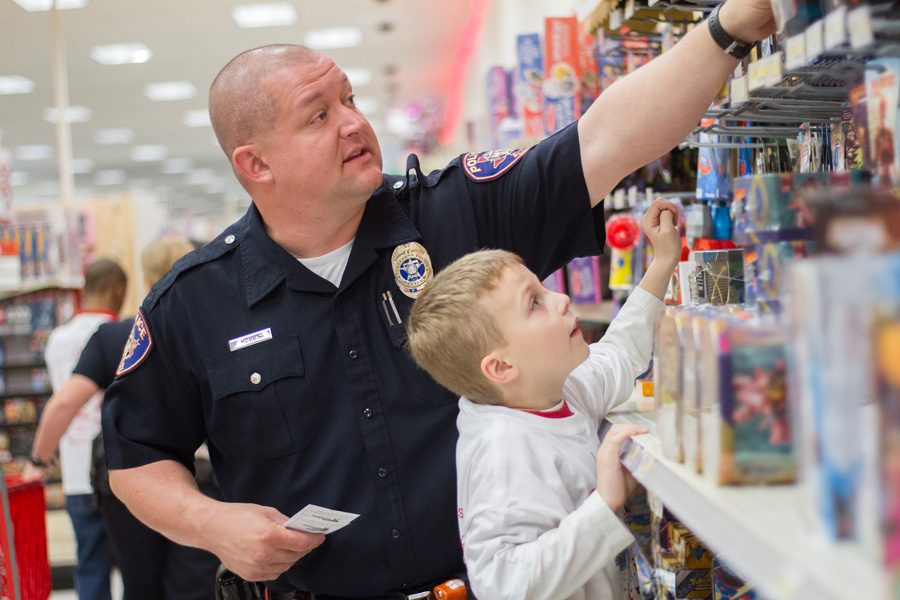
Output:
[0, 0, 474, 215]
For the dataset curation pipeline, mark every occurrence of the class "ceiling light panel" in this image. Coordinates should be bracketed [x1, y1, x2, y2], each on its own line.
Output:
[183, 110, 211, 128]
[232, 3, 297, 28]
[90, 43, 152, 66]
[11, 0, 87, 11]
[14, 145, 53, 160]
[94, 169, 126, 186]
[131, 145, 167, 162]
[71, 158, 95, 174]
[304, 27, 363, 50]
[43, 106, 91, 123]
[94, 128, 134, 145]
[144, 81, 196, 101]
[0, 75, 35, 95]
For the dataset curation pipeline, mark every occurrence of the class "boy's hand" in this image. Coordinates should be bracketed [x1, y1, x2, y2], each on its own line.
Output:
[641, 199, 681, 267]
[595, 424, 648, 511]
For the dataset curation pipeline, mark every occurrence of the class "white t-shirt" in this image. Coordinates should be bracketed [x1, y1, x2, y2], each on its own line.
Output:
[456, 287, 663, 600]
[297, 239, 354, 288]
[44, 311, 116, 496]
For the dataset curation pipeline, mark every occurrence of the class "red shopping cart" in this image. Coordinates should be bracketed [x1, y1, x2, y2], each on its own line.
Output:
[0, 476, 51, 600]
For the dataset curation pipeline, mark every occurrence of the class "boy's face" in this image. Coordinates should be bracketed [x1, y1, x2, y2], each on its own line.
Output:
[484, 263, 589, 388]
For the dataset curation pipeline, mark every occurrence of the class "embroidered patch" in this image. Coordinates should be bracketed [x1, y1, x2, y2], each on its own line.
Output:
[462, 147, 528, 182]
[116, 310, 154, 377]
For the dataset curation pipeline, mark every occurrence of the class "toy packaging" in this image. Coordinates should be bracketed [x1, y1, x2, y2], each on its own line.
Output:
[542, 17, 581, 135]
[515, 33, 544, 139]
[712, 556, 757, 599]
[542, 269, 566, 294]
[566, 256, 602, 304]
[681, 311, 702, 474]
[655, 307, 684, 462]
[865, 58, 900, 188]
[876, 300, 900, 568]
[717, 318, 795, 485]
[743, 241, 810, 306]
[692, 249, 745, 306]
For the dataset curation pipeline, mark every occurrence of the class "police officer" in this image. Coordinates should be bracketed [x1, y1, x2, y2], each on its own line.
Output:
[103, 2, 775, 597]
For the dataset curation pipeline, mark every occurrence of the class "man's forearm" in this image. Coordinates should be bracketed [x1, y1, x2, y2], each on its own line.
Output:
[579, 17, 740, 203]
[109, 460, 220, 549]
[32, 375, 100, 462]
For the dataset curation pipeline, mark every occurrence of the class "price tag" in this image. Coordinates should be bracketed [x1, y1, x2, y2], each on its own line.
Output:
[747, 53, 784, 90]
[609, 8, 623, 30]
[784, 35, 806, 70]
[824, 6, 848, 49]
[848, 5, 874, 49]
[806, 20, 824, 60]
[730, 75, 749, 104]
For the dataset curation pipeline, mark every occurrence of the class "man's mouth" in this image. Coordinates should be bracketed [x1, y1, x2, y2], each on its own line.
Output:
[344, 148, 367, 163]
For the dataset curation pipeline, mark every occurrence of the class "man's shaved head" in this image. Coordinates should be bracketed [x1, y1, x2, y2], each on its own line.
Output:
[210, 44, 322, 159]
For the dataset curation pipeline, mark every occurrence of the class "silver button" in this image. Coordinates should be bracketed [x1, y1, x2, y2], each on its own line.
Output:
[225, 235, 236, 244]
[392, 181, 403, 190]
[377, 467, 387, 478]
[391, 528, 401, 539]
[250, 372, 261, 385]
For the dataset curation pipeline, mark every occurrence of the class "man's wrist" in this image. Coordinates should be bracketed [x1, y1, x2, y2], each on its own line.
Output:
[715, 1, 755, 48]
[29, 454, 53, 468]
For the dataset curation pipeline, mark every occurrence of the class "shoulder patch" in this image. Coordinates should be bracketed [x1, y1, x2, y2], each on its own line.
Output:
[116, 311, 153, 378]
[462, 148, 529, 182]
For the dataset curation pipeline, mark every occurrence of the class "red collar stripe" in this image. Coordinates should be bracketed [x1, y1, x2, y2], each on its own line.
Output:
[522, 401, 574, 419]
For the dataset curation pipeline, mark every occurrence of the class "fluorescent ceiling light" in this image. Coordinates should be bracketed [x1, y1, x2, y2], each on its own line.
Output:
[131, 145, 167, 162]
[161, 158, 193, 174]
[186, 169, 217, 185]
[14, 145, 53, 161]
[43, 106, 91, 123]
[71, 158, 94, 174]
[183, 110, 211, 128]
[344, 68, 372, 87]
[94, 128, 134, 145]
[10, 172, 28, 187]
[353, 96, 379, 115]
[94, 169, 126, 186]
[144, 81, 196, 101]
[304, 27, 362, 50]
[0, 75, 35, 95]
[11, 0, 87, 11]
[232, 3, 297, 28]
[90, 43, 152, 66]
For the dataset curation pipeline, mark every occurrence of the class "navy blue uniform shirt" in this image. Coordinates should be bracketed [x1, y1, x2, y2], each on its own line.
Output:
[102, 122, 605, 596]
[75, 319, 134, 388]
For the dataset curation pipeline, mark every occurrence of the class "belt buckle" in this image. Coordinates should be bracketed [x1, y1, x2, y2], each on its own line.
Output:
[405, 592, 434, 600]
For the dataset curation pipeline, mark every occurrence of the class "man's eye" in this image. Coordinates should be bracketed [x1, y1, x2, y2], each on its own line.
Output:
[313, 111, 327, 122]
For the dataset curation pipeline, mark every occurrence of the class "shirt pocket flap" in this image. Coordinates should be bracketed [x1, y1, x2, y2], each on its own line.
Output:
[209, 336, 304, 399]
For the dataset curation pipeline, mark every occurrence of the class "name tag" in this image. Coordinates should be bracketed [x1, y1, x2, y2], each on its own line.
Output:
[228, 328, 273, 352]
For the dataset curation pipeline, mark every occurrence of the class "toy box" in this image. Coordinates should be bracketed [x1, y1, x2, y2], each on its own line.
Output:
[655, 307, 684, 462]
[692, 249, 745, 306]
[712, 556, 756, 599]
[566, 256, 602, 304]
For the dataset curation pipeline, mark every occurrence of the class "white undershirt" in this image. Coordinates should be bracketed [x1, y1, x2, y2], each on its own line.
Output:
[296, 239, 354, 288]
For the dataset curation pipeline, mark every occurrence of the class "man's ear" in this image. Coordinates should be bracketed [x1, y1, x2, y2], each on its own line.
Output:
[480, 352, 518, 386]
[232, 144, 272, 184]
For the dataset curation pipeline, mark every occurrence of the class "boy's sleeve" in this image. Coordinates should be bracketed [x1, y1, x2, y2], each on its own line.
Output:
[460, 430, 633, 600]
[566, 287, 664, 426]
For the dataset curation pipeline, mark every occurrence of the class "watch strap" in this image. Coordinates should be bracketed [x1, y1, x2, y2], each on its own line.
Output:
[708, 4, 753, 60]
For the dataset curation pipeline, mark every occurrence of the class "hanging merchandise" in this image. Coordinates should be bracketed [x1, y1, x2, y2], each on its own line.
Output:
[486, 66, 514, 148]
[865, 58, 900, 188]
[566, 256, 602, 304]
[542, 17, 581, 135]
[606, 212, 641, 290]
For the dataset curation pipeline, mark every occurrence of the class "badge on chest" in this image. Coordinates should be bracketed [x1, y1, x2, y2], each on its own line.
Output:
[391, 242, 433, 299]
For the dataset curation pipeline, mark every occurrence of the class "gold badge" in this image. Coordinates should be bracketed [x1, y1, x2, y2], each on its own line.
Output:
[391, 242, 433, 299]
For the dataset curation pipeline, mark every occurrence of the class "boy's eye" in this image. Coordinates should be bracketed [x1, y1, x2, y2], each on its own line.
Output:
[347, 94, 356, 107]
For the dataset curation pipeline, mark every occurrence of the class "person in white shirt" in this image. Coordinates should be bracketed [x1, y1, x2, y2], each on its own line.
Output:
[407, 200, 681, 600]
[28, 259, 127, 600]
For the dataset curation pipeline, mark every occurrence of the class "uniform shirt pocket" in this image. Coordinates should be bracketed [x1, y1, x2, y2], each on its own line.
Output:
[207, 335, 319, 459]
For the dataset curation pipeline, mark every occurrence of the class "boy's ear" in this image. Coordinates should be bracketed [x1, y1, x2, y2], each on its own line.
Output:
[480, 352, 518, 386]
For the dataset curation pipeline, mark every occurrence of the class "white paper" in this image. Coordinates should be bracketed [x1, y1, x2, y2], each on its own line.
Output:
[283, 504, 360, 535]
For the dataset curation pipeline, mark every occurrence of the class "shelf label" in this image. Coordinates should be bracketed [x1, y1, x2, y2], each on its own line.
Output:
[824, 6, 848, 49]
[848, 5, 874, 49]
[806, 20, 824, 60]
[730, 75, 749, 104]
[747, 52, 783, 90]
[785, 35, 806, 70]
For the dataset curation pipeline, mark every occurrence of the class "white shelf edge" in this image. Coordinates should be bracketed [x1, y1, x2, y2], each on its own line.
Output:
[607, 402, 888, 600]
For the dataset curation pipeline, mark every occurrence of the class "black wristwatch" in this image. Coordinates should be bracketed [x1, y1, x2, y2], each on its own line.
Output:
[708, 3, 754, 60]
[29, 454, 52, 468]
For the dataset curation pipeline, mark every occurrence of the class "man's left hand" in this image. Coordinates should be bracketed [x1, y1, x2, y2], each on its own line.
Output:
[718, 0, 776, 43]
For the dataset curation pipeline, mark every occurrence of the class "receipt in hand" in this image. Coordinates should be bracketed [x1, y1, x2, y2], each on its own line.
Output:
[283, 504, 360, 534]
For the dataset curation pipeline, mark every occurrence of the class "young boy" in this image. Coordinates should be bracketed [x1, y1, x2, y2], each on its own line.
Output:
[407, 200, 681, 600]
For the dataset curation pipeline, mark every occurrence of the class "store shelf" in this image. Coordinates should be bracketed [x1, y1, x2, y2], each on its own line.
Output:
[0, 388, 52, 399]
[0, 276, 83, 301]
[0, 360, 45, 369]
[572, 301, 614, 325]
[607, 400, 888, 600]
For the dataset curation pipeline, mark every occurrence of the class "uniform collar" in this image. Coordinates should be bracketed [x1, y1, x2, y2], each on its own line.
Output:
[238, 178, 421, 306]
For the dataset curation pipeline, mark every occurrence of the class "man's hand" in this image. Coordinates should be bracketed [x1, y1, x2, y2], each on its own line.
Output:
[641, 199, 682, 268]
[595, 424, 648, 512]
[718, 0, 777, 43]
[22, 463, 46, 483]
[205, 503, 325, 582]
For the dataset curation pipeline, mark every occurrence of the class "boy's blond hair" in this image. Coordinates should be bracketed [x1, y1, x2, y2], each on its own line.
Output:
[407, 249, 523, 405]
[141, 237, 194, 286]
